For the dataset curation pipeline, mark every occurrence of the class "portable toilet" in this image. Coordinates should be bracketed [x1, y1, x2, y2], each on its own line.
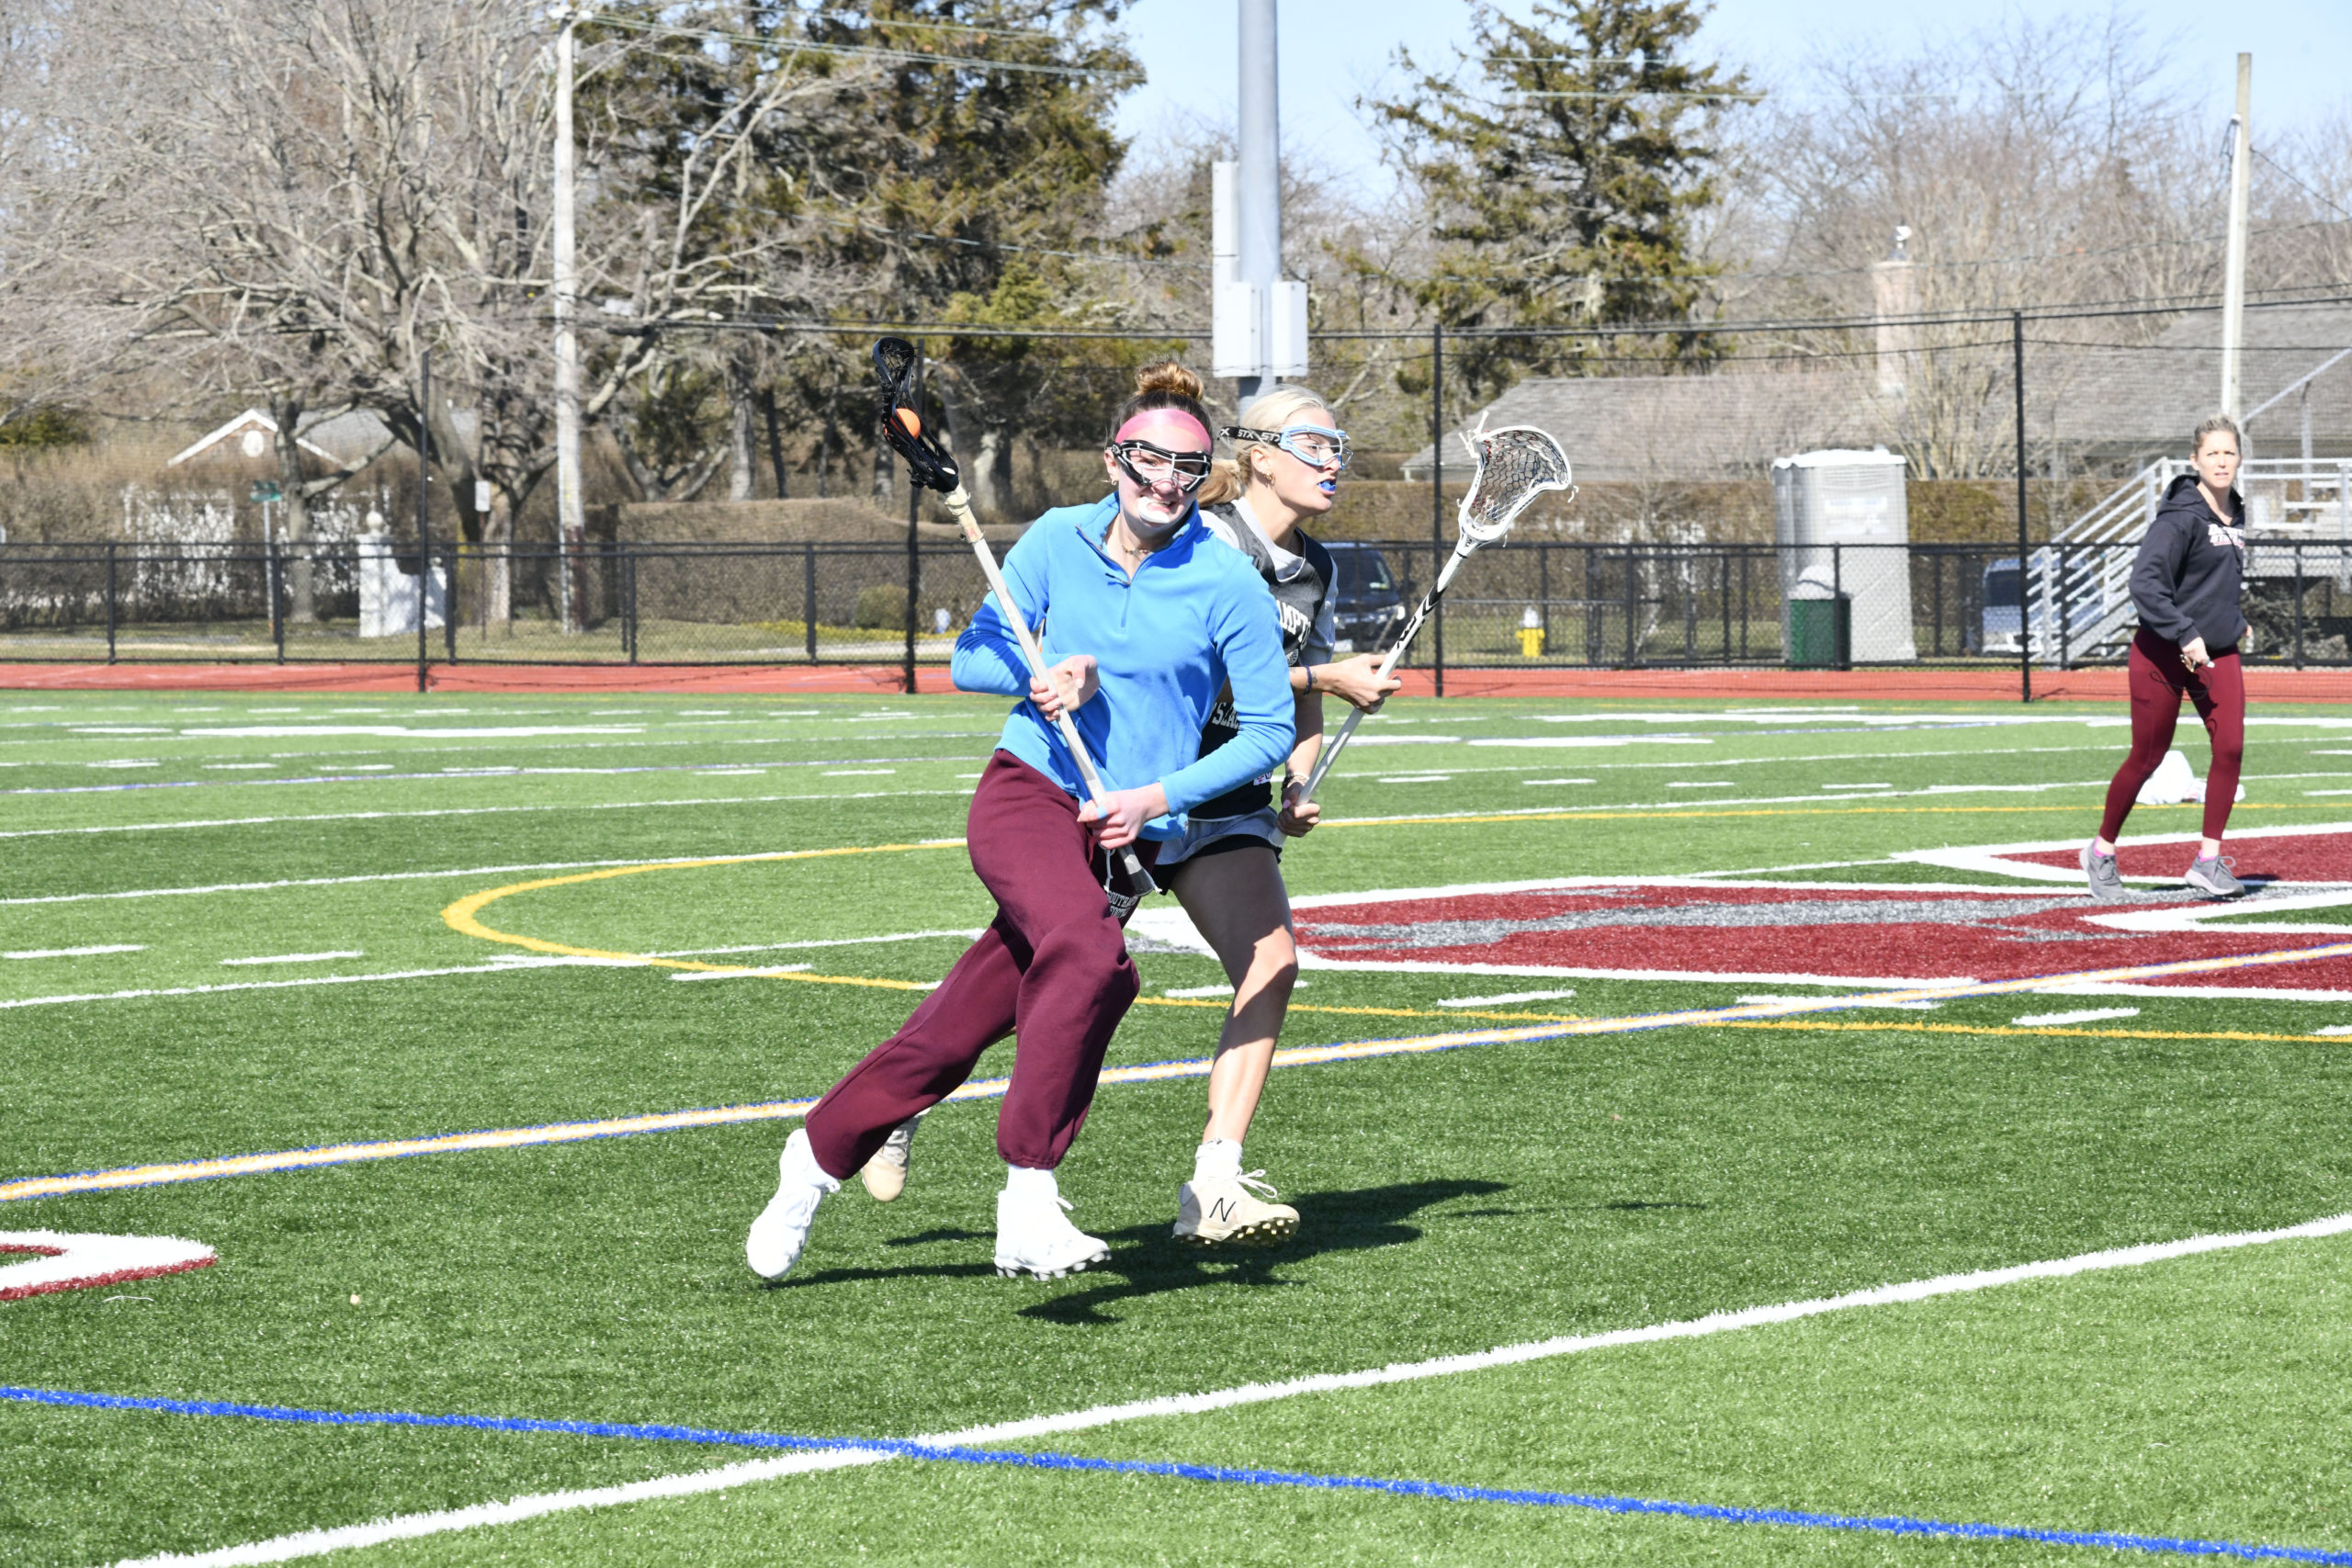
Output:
[1771, 448, 1916, 663]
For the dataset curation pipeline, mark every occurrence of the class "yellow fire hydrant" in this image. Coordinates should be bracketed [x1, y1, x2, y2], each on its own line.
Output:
[1518, 604, 1545, 658]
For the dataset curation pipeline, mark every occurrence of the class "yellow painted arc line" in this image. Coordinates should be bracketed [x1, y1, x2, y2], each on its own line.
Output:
[440, 843, 2352, 1031]
[440, 843, 963, 991]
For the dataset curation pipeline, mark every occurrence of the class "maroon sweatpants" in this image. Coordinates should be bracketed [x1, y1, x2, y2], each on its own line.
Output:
[803, 751, 1157, 1179]
[2098, 626, 2245, 843]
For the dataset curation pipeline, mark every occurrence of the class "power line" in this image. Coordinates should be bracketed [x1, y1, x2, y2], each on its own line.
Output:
[587, 11, 1124, 82]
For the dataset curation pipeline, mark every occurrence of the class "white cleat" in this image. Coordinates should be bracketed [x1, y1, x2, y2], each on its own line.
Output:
[993, 1185, 1110, 1280]
[861, 1113, 922, 1202]
[745, 1128, 840, 1280]
[1174, 1169, 1300, 1249]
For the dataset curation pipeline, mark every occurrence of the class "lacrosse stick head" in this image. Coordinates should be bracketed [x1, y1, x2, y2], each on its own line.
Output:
[1455, 422, 1576, 544]
[873, 336, 960, 494]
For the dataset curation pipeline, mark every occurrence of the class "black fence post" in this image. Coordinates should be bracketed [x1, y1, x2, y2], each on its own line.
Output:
[803, 543, 818, 663]
[2013, 310, 2031, 704]
[271, 538, 286, 663]
[626, 548, 639, 664]
[1537, 544, 1550, 649]
[1623, 549, 1638, 665]
[106, 543, 118, 663]
[1719, 552, 1730, 660]
[417, 348, 432, 694]
[2293, 545, 2305, 668]
[903, 345, 922, 695]
[445, 544, 459, 663]
[1430, 322, 1445, 697]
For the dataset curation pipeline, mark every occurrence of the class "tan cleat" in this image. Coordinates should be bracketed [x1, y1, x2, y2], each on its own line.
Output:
[1173, 1169, 1299, 1249]
[860, 1113, 922, 1202]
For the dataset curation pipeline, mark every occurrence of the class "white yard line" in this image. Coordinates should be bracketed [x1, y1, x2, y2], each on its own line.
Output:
[114, 1208, 2352, 1566]
[0, 957, 637, 1011]
[0, 860, 646, 906]
[0, 788, 973, 840]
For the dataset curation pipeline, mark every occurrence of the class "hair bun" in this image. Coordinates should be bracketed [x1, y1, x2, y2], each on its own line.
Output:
[1133, 360, 1204, 401]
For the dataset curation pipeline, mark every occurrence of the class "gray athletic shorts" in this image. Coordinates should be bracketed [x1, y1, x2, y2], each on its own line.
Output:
[1154, 804, 1284, 873]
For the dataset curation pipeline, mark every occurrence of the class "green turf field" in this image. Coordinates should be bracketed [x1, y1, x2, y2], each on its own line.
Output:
[4, 690, 2351, 1566]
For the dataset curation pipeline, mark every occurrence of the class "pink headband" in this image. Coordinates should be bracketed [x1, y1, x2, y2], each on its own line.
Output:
[1114, 409, 1212, 450]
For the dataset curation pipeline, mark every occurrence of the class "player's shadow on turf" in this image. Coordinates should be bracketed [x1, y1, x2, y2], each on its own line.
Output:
[1015, 1179, 1506, 1327]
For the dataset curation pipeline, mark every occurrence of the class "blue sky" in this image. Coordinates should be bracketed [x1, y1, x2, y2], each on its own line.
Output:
[1111, 0, 2352, 191]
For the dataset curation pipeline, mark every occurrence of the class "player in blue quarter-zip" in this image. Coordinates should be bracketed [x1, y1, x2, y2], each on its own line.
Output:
[745, 360, 1295, 1284]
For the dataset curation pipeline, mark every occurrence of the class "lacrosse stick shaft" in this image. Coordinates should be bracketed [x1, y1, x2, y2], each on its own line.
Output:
[938, 485, 1158, 896]
[1298, 539, 1476, 803]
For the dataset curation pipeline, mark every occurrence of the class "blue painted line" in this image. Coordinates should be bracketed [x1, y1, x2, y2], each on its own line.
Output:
[6, 1385, 2347, 1563]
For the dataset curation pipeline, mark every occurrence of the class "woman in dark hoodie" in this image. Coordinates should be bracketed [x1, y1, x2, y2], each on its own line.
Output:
[2083, 415, 2249, 901]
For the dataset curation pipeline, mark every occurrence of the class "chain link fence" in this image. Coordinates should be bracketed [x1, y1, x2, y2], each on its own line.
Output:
[6, 536, 2347, 671]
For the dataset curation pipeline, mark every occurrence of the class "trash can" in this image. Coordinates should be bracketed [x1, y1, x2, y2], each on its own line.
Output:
[1786, 567, 1851, 669]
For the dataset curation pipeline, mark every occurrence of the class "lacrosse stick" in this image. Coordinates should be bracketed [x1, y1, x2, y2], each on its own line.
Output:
[871, 337, 1158, 898]
[1298, 421, 1576, 802]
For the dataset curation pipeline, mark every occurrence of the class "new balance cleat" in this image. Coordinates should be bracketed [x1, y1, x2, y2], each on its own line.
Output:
[861, 1112, 922, 1202]
[2185, 853, 2245, 898]
[1174, 1169, 1299, 1248]
[745, 1128, 840, 1280]
[2081, 840, 2127, 903]
[994, 1188, 1110, 1280]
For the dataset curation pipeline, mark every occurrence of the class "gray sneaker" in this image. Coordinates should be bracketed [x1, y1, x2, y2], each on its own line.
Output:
[2081, 840, 2127, 903]
[2185, 853, 2245, 898]
[860, 1113, 922, 1202]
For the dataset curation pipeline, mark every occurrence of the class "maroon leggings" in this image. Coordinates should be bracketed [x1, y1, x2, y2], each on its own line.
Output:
[2098, 626, 2245, 843]
[803, 751, 1155, 1179]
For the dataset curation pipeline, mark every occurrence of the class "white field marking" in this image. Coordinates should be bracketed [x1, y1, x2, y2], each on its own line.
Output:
[1300, 956, 1971, 988]
[1437, 988, 1577, 1007]
[1821, 783, 1892, 790]
[2028, 981, 2352, 1002]
[668, 965, 813, 982]
[4, 944, 145, 960]
[821, 769, 896, 776]
[1742, 993, 1940, 1011]
[133, 1208, 2352, 1567]
[0, 957, 635, 1011]
[2012, 1007, 2142, 1026]
[1465, 736, 1715, 749]
[2083, 887, 2352, 934]
[0, 1229, 214, 1301]
[1666, 781, 1735, 788]
[179, 726, 645, 739]
[640, 930, 988, 958]
[1162, 984, 1234, 998]
[218, 952, 365, 967]
[202, 763, 276, 771]
[1898, 822, 2352, 886]
[1374, 775, 1452, 784]
[70, 727, 171, 735]
[88, 760, 161, 769]
[2319, 1025, 2352, 1036]
[1521, 778, 1597, 786]
[0, 859, 647, 908]
[0, 789, 975, 840]
[2305, 790, 2352, 796]
[1342, 735, 1462, 745]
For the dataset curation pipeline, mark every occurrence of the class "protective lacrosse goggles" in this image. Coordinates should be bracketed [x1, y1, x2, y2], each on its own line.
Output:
[1222, 423, 1352, 472]
[1109, 438, 1215, 493]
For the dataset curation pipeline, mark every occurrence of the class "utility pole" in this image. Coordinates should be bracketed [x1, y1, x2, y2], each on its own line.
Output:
[2219, 52, 2252, 424]
[552, 2, 585, 634]
[1212, 0, 1307, 396]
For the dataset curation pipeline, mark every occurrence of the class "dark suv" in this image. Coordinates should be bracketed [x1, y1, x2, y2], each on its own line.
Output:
[1322, 542, 1407, 654]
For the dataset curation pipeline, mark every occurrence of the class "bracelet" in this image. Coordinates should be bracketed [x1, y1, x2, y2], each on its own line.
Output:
[1304, 666, 1317, 694]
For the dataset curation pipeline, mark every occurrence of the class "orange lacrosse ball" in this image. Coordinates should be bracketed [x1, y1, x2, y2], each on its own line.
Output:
[893, 408, 922, 439]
